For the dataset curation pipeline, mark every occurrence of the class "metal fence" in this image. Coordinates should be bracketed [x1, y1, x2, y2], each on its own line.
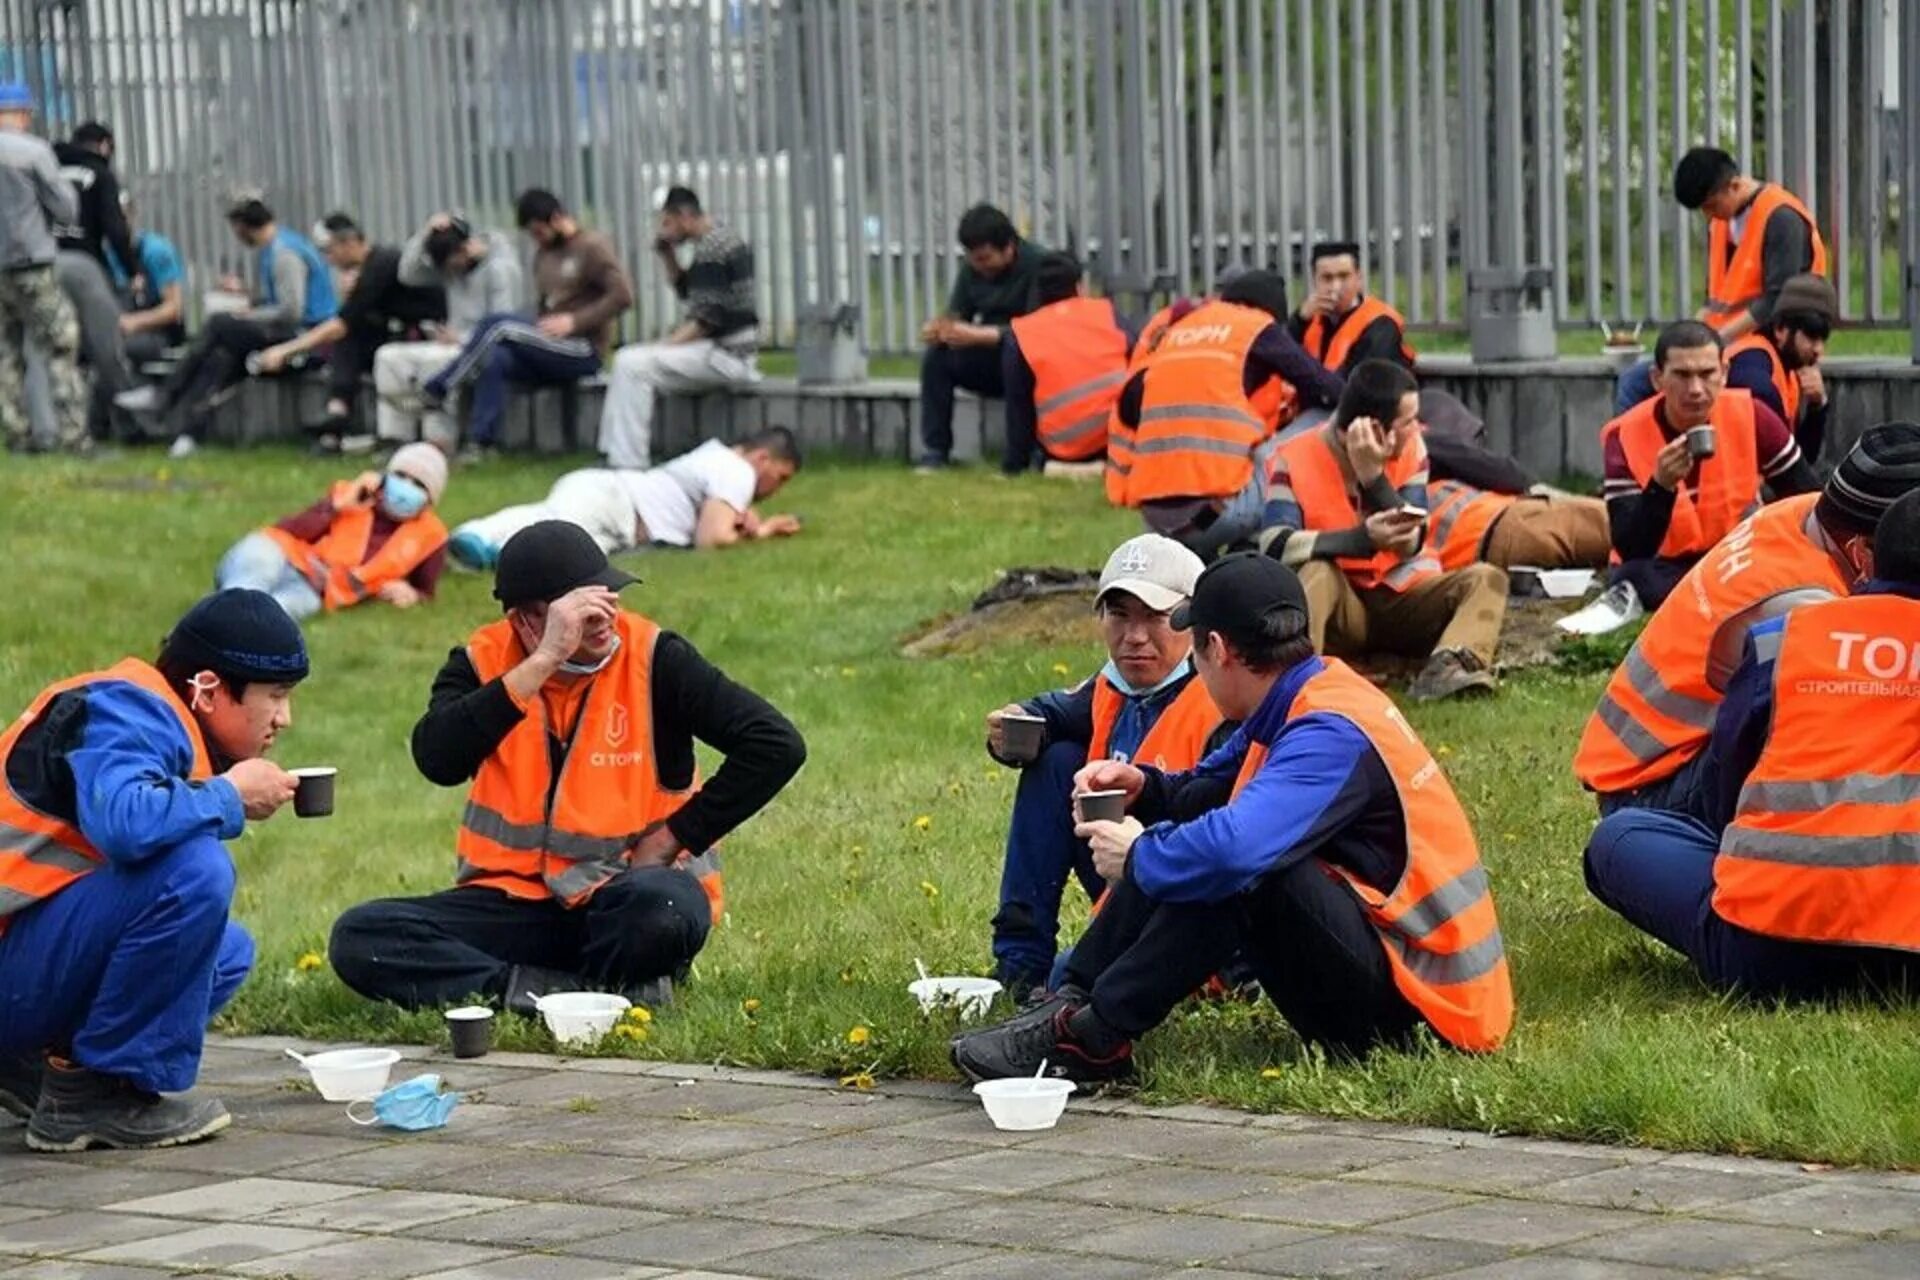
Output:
[4, 0, 1915, 357]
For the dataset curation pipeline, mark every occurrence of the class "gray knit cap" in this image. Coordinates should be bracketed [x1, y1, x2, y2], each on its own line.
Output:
[1818, 422, 1920, 536]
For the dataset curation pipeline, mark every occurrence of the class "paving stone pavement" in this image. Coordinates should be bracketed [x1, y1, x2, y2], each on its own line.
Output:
[1, 1035, 1917, 1279]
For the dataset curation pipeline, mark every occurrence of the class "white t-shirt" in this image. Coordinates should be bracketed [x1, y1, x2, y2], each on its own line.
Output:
[617, 440, 757, 547]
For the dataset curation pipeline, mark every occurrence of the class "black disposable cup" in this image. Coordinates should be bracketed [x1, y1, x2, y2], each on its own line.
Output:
[1077, 789, 1127, 824]
[999, 714, 1045, 763]
[291, 767, 336, 819]
[446, 1006, 494, 1059]
[1686, 425, 1717, 459]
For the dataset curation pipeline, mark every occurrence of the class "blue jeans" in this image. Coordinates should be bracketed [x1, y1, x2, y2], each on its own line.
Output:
[0, 836, 254, 1092]
[1584, 809, 1920, 1000]
[990, 740, 1104, 992]
[1614, 358, 1656, 416]
[425, 312, 601, 446]
[215, 531, 322, 620]
[1594, 748, 1711, 819]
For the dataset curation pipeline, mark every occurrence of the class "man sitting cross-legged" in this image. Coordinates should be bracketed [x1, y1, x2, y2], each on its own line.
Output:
[951, 554, 1513, 1083]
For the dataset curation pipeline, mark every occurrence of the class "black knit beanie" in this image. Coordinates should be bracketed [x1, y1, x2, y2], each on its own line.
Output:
[161, 589, 311, 685]
[1818, 422, 1920, 537]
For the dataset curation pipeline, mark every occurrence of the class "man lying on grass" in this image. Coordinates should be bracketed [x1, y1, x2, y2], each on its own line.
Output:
[329, 520, 805, 1013]
[951, 554, 1513, 1082]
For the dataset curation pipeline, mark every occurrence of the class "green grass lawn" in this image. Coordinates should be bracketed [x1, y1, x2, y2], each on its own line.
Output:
[5, 449, 1919, 1168]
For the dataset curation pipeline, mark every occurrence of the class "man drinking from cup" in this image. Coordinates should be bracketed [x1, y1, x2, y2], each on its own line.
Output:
[329, 521, 804, 1014]
[1569, 320, 1820, 636]
[983, 534, 1223, 998]
[0, 590, 308, 1150]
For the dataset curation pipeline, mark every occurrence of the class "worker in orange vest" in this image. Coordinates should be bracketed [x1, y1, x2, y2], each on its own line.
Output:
[1614, 147, 1827, 413]
[983, 535, 1225, 997]
[0, 589, 307, 1151]
[213, 442, 451, 619]
[1259, 360, 1509, 702]
[1573, 423, 1920, 814]
[1289, 240, 1416, 377]
[1583, 490, 1920, 998]
[1724, 273, 1836, 462]
[951, 555, 1512, 1083]
[1568, 320, 1818, 637]
[1110, 269, 1345, 554]
[1425, 478, 1610, 573]
[329, 521, 805, 1013]
[1002, 252, 1133, 476]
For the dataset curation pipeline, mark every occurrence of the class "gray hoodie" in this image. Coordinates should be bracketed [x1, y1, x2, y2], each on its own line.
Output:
[0, 130, 78, 270]
[398, 228, 523, 334]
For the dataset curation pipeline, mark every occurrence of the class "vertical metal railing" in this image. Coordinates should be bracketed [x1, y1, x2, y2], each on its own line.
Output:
[0, 0, 1909, 354]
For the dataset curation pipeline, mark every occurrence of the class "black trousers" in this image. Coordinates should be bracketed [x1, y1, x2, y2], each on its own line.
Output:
[1066, 860, 1423, 1059]
[918, 344, 1005, 459]
[325, 324, 387, 406]
[328, 866, 712, 1010]
[160, 313, 296, 437]
[1608, 555, 1698, 610]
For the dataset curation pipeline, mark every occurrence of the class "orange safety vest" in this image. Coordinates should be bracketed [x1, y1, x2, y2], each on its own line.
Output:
[1086, 671, 1220, 772]
[0, 660, 212, 928]
[1300, 296, 1417, 374]
[1705, 183, 1828, 331]
[1712, 595, 1920, 949]
[455, 611, 724, 922]
[1573, 493, 1849, 796]
[262, 482, 449, 612]
[1105, 302, 1180, 506]
[1229, 659, 1512, 1051]
[1271, 426, 1442, 592]
[1725, 332, 1801, 425]
[1601, 391, 1761, 562]
[1119, 300, 1275, 506]
[1008, 297, 1129, 462]
[1427, 480, 1518, 572]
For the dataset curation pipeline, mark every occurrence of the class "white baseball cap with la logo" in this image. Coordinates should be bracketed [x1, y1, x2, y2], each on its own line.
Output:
[1096, 534, 1206, 614]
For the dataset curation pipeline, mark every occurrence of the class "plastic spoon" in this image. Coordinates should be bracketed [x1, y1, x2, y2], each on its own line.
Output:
[914, 958, 930, 983]
[283, 1047, 312, 1066]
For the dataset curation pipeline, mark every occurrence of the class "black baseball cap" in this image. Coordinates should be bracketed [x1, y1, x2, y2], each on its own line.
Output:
[1170, 552, 1310, 637]
[492, 520, 638, 607]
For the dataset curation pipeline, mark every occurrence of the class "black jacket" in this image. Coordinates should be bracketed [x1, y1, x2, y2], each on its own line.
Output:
[52, 143, 135, 272]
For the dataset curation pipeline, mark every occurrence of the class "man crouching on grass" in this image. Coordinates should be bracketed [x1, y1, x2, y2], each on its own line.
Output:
[951, 554, 1513, 1083]
[330, 520, 805, 1013]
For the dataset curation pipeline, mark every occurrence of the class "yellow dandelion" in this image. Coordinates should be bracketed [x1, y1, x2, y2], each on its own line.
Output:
[1437, 744, 1454, 757]
[1052, 662, 1071, 676]
[614, 1023, 648, 1042]
[839, 1071, 876, 1090]
[742, 997, 762, 1015]
[839, 965, 857, 984]
[840, 666, 858, 677]
[913, 815, 932, 832]
[850, 844, 866, 856]
[295, 951, 323, 972]
[920, 880, 940, 899]
[1260, 1067, 1284, 1080]
[626, 1006, 653, 1024]
[846, 1025, 871, 1046]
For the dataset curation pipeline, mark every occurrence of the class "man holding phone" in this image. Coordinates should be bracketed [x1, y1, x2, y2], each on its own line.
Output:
[1257, 360, 1509, 701]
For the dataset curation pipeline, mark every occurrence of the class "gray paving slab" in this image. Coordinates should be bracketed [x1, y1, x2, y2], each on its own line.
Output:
[113, 1128, 370, 1177]
[1527, 1160, 1808, 1212]
[78, 1222, 351, 1267]
[412, 1202, 674, 1248]
[409, 1259, 670, 1280]
[727, 1091, 973, 1133]
[0, 1210, 48, 1228]
[261, 1188, 523, 1232]
[1439, 1259, 1705, 1279]
[1213, 1229, 1511, 1278]
[885, 1197, 1139, 1250]
[1200, 1177, 1482, 1228]
[1349, 1144, 1632, 1193]
[228, 1235, 514, 1279]
[718, 1233, 992, 1279]
[0, 1262, 189, 1279]
[1702, 1181, 1920, 1235]
[465, 1070, 681, 1108]
[562, 1217, 824, 1268]
[1056, 1210, 1323, 1265]
[0, 1210, 196, 1257]
[891, 1147, 1139, 1194]
[1385, 1198, 1650, 1249]
[407, 1152, 667, 1198]
[710, 1132, 980, 1176]
[1560, 1217, 1839, 1271]
[290, 1141, 501, 1189]
[104, 1174, 369, 1221]
[577, 1166, 837, 1213]
[708, 1179, 978, 1229]
[918, 1253, 1165, 1280]
[0, 1160, 221, 1211]
[1756, 1238, 1920, 1278]
[1046, 1164, 1291, 1211]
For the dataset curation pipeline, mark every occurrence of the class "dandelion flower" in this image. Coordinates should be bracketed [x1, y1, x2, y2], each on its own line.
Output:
[295, 951, 323, 972]
[840, 666, 857, 677]
[1052, 662, 1070, 676]
[920, 880, 940, 899]
[626, 1006, 652, 1024]
[742, 998, 762, 1015]
[614, 1023, 648, 1042]
[846, 1025, 871, 1046]
[839, 1071, 876, 1090]
[913, 815, 932, 832]
[1260, 1067, 1284, 1080]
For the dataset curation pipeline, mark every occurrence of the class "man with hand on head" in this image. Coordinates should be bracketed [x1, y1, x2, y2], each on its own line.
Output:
[984, 534, 1222, 997]
[952, 555, 1512, 1083]
[329, 521, 805, 1013]
[1724, 273, 1836, 462]
[0, 589, 308, 1151]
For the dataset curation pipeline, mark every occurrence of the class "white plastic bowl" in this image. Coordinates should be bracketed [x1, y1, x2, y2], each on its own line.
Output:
[1538, 568, 1598, 599]
[296, 1047, 402, 1101]
[534, 991, 630, 1046]
[973, 1077, 1075, 1131]
[908, 976, 1003, 1020]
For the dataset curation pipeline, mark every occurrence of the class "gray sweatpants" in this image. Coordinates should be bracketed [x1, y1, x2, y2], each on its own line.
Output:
[25, 250, 129, 442]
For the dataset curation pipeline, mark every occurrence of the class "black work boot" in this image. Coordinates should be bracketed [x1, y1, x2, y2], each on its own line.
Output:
[1409, 648, 1498, 702]
[502, 963, 598, 1017]
[950, 987, 1132, 1085]
[26, 1059, 230, 1152]
[0, 1052, 43, 1121]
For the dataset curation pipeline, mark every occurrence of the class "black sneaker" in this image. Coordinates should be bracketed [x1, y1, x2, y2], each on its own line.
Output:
[0, 1052, 42, 1120]
[26, 1060, 230, 1152]
[950, 990, 1132, 1085]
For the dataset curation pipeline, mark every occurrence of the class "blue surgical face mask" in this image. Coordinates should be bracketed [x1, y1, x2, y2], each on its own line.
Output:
[346, 1073, 459, 1131]
[379, 472, 430, 521]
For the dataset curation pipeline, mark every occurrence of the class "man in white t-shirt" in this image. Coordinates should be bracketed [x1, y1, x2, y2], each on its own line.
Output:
[448, 428, 803, 569]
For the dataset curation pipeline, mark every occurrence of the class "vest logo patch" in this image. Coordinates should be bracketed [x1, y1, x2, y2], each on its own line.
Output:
[1164, 324, 1233, 347]
[606, 703, 630, 748]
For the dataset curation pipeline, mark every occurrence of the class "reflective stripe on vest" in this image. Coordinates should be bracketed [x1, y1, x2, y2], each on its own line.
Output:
[0, 659, 213, 925]
[1301, 296, 1417, 374]
[1228, 659, 1512, 1052]
[1010, 297, 1129, 462]
[1427, 480, 1516, 572]
[1086, 674, 1220, 772]
[1705, 184, 1828, 328]
[1106, 302, 1180, 506]
[1121, 300, 1273, 505]
[1725, 332, 1801, 424]
[1573, 493, 1847, 796]
[1712, 595, 1920, 949]
[262, 485, 449, 612]
[1603, 391, 1762, 562]
[1273, 426, 1440, 593]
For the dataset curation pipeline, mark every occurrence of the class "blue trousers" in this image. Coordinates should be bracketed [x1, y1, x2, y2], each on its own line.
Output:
[424, 312, 600, 446]
[1614, 358, 1657, 416]
[1594, 747, 1711, 819]
[214, 530, 323, 620]
[1584, 809, 1920, 1000]
[0, 837, 253, 1093]
[990, 740, 1104, 992]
